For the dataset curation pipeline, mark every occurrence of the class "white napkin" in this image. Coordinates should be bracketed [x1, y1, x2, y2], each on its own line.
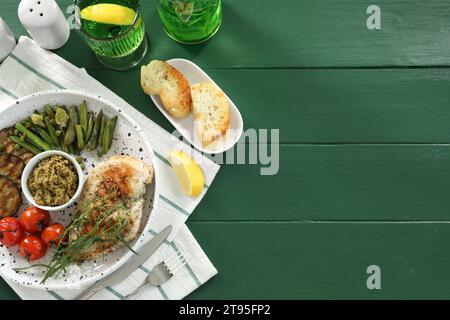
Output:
[0, 36, 219, 300]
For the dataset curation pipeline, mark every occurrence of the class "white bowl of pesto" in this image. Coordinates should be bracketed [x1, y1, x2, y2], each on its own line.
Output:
[21, 150, 85, 212]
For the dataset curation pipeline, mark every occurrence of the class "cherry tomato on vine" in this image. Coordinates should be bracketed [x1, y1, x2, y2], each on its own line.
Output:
[20, 207, 50, 234]
[18, 235, 47, 261]
[0, 217, 23, 246]
[41, 223, 65, 246]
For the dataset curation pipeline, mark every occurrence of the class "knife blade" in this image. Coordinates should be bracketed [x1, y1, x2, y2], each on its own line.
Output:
[74, 225, 173, 300]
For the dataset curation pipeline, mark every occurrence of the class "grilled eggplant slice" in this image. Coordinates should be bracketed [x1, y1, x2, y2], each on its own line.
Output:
[0, 153, 25, 186]
[12, 148, 35, 164]
[0, 175, 21, 217]
[0, 128, 14, 153]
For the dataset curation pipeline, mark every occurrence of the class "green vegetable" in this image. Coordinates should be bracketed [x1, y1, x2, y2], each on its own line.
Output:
[75, 156, 85, 169]
[75, 124, 84, 150]
[63, 106, 78, 146]
[14, 144, 21, 151]
[108, 116, 118, 148]
[37, 199, 132, 283]
[8, 136, 40, 154]
[44, 104, 55, 119]
[55, 107, 70, 128]
[68, 143, 75, 154]
[44, 116, 59, 146]
[15, 123, 50, 151]
[0, 144, 3, 152]
[85, 112, 94, 143]
[100, 121, 111, 157]
[26, 137, 43, 150]
[80, 101, 88, 134]
[35, 126, 54, 147]
[88, 110, 102, 151]
[12, 104, 119, 157]
[31, 114, 46, 128]
[98, 115, 107, 148]
[23, 119, 32, 128]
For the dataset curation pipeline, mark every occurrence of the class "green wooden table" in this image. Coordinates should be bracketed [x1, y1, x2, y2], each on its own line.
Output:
[2, 0, 450, 299]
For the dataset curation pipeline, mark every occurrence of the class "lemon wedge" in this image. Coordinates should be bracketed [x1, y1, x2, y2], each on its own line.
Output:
[168, 150, 205, 197]
[80, 4, 136, 26]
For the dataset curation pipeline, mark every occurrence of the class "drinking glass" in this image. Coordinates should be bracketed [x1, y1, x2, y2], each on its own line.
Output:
[157, 0, 222, 44]
[74, 0, 148, 70]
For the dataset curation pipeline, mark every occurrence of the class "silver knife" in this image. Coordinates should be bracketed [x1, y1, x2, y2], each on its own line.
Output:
[74, 225, 173, 300]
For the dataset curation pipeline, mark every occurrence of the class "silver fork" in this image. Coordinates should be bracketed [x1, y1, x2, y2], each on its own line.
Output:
[124, 246, 191, 300]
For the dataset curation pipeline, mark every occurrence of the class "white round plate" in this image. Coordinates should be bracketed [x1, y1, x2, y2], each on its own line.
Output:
[0, 89, 160, 290]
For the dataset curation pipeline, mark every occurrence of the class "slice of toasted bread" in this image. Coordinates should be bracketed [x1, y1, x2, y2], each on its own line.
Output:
[140, 60, 167, 95]
[141, 60, 192, 118]
[191, 82, 230, 147]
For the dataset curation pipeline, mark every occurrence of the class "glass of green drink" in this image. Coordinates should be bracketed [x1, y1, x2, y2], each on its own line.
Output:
[74, 0, 148, 70]
[157, 0, 222, 44]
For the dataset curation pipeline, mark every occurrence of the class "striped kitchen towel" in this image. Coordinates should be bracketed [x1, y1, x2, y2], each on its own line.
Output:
[0, 36, 219, 300]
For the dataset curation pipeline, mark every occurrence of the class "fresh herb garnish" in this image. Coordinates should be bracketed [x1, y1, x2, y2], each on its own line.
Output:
[15, 192, 137, 284]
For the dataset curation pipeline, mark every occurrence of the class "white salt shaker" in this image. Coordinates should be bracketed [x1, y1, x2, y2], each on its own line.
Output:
[0, 17, 16, 62]
[18, 0, 70, 50]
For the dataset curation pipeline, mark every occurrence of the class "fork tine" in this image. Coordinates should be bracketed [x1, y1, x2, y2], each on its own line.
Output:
[167, 255, 186, 271]
[168, 252, 192, 274]
[165, 248, 182, 266]
[171, 256, 191, 274]
[169, 258, 187, 274]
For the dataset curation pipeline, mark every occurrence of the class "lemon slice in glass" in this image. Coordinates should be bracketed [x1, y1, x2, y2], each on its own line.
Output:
[80, 4, 136, 26]
[168, 150, 205, 197]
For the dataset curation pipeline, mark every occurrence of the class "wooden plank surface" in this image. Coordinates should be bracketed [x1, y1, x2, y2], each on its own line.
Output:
[2, 0, 450, 300]
[194, 145, 450, 221]
[3, 1, 450, 68]
[186, 222, 450, 299]
[87, 68, 450, 143]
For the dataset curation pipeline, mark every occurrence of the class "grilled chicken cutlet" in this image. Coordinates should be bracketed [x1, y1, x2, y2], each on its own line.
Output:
[69, 156, 154, 261]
